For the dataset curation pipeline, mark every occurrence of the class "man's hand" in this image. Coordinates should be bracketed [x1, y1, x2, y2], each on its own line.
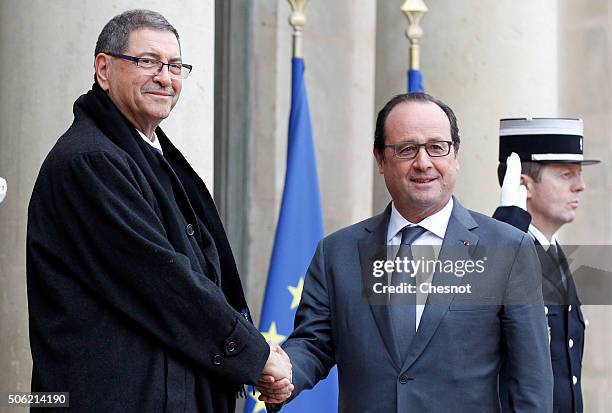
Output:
[500, 152, 527, 210]
[257, 343, 294, 404]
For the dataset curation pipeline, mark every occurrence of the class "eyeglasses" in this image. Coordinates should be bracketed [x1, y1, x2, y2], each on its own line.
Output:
[384, 140, 453, 159]
[105, 52, 193, 79]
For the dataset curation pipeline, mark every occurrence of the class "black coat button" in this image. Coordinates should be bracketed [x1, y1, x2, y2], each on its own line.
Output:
[226, 341, 236, 353]
[212, 354, 222, 366]
[399, 375, 409, 384]
[186, 224, 195, 236]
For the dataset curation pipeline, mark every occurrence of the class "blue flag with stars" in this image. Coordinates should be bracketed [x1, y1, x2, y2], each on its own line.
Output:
[244, 57, 338, 413]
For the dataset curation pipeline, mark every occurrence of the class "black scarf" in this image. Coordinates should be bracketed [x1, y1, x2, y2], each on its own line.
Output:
[76, 83, 252, 323]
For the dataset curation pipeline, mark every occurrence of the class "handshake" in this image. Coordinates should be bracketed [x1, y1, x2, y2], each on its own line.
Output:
[257, 342, 294, 404]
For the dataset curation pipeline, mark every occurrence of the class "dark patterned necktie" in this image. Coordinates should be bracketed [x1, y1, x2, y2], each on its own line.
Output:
[390, 225, 427, 361]
[547, 243, 568, 291]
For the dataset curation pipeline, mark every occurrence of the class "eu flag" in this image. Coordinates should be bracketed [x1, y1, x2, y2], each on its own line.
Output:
[408, 68, 424, 92]
[244, 57, 338, 412]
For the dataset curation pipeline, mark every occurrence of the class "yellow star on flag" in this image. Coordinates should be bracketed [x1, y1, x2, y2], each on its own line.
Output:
[249, 390, 267, 413]
[288, 277, 304, 309]
[261, 321, 286, 346]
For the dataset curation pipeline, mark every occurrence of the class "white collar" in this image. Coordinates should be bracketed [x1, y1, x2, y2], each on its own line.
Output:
[528, 224, 558, 250]
[387, 198, 453, 243]
[136, 129, 163, 155]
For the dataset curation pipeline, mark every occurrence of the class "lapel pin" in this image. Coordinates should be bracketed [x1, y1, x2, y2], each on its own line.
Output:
[463, 240, 470, 246]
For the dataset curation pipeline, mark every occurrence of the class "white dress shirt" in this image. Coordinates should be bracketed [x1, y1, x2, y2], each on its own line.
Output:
[528, 224, 558, 251]
[529, 224, 568, 289]
[136, 129, 164, 155]
[386, 198, 453, 329]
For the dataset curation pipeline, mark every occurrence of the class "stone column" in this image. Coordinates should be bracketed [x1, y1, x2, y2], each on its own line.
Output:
[0, 0, 214, 400]
[247, 0, 377, 322]
[558, 1, 612, 410]
[373, 0, 559, 214]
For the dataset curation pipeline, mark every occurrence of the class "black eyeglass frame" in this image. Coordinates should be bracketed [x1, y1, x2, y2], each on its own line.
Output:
[104, 52, 193, 79]
[384, 140, 454, 159]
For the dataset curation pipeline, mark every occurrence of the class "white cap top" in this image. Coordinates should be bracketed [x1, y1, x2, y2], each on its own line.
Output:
[500, 118, 583, 137]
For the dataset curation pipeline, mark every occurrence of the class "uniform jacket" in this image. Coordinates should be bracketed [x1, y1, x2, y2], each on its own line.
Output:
[27, 84, 269, 412]
[280, 201, 553, 412]
[494, 206, 585, 413]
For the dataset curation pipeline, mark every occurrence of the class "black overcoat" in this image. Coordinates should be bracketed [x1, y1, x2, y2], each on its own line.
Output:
[27, 85, 269, 412]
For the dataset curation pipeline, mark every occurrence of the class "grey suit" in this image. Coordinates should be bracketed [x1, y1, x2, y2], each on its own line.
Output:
[282, 199, 553, 412]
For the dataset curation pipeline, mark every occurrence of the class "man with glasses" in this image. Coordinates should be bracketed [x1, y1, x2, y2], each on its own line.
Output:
[261, 93, 552, 412]
[27, 9, 291, 412]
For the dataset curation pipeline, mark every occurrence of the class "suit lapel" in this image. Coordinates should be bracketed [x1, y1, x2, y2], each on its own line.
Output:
[358, 204, 403, 370]
[400, 199, 479, 372]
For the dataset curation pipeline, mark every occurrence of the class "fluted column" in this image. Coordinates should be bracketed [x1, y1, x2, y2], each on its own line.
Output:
[558, 2, 612, 410]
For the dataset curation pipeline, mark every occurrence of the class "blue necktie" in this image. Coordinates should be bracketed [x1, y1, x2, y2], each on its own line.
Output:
[390, 225, 427, 361]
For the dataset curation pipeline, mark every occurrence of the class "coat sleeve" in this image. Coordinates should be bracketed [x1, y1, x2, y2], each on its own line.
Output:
[500, 233, 553, 412]
[493, 206, 532, 233]
[47, 151, 269, 385]
[281, 240, 336, 401]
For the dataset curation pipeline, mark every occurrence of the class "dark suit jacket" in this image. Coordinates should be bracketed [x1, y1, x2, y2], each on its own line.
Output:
[27, 86, 269, 412]
[539, 242, 585, 413]
[494, 206, 585, 413]
[281, 200, 553, 412]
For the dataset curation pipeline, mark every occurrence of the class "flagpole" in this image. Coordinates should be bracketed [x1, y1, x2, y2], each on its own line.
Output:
[288, 0, 309, 58]
[243, 2, 338, 411]
[401, 0, 428, 92]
